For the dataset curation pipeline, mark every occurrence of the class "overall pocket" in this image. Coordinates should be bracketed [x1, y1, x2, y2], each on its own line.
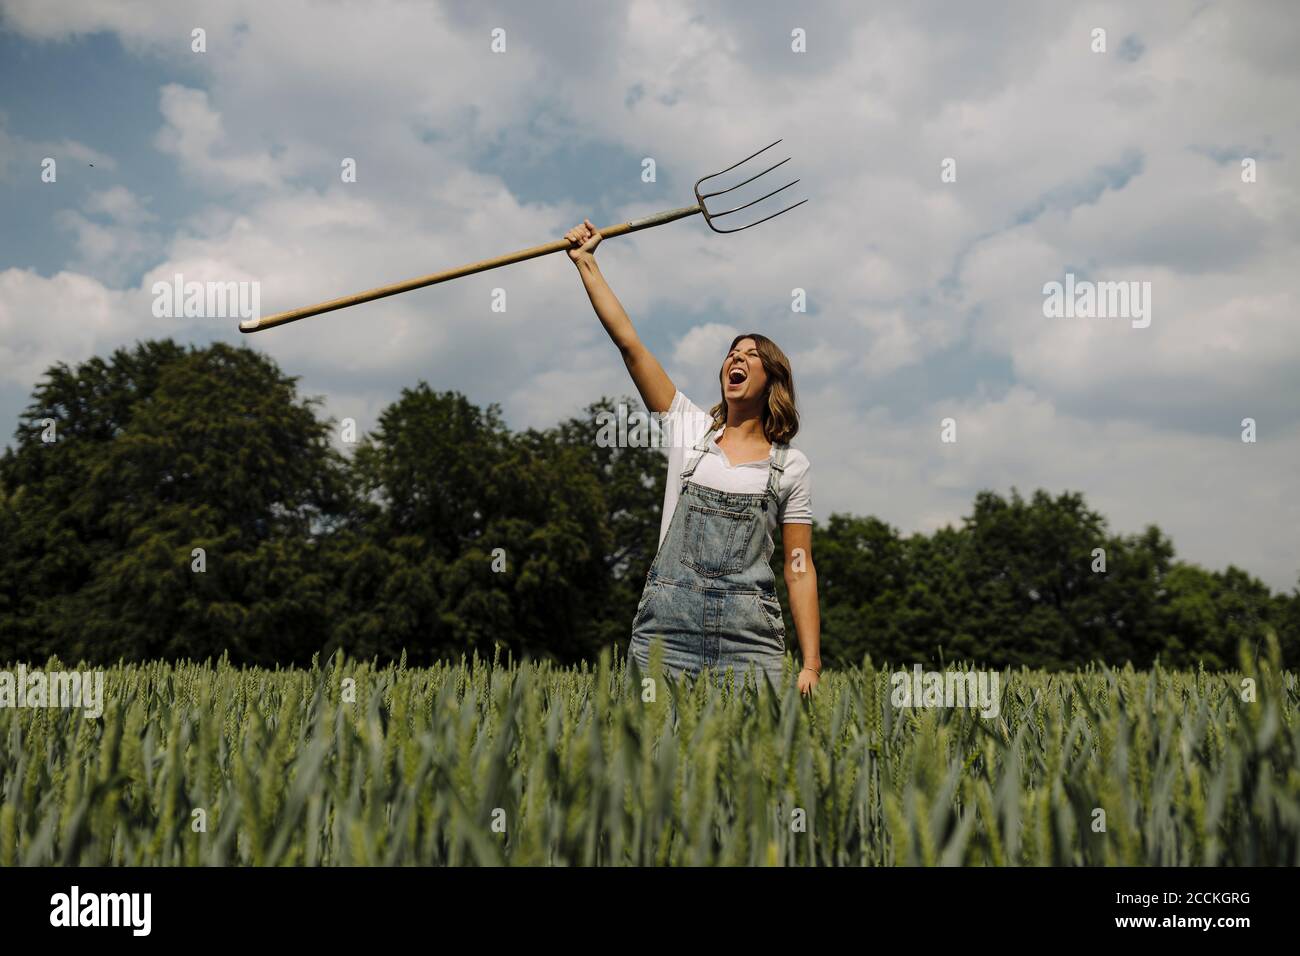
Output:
[755, 592, 786, 648]
[680, 504, 756, 577]
[632, 577, 665, 633]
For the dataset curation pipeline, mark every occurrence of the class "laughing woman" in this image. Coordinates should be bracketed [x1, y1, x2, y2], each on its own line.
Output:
[565, 219, 822, 695]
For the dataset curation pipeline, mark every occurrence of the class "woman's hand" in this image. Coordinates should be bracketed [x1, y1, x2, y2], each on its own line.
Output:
[565, 218, 602, 263]
[797, 667, 820, 696]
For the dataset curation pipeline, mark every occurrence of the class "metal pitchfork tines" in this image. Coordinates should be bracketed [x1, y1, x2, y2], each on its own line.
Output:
[694, 138, 806, 233]
[241, 139, 806, 333]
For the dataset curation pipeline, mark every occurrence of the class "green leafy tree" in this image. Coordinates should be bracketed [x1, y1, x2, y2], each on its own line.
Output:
[0, 340, 346, 664]
[328, 386, 620, 664]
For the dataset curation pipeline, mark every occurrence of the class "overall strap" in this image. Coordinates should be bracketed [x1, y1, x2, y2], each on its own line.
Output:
[764, 442, 789, 503]
[680, 423, 718, 490]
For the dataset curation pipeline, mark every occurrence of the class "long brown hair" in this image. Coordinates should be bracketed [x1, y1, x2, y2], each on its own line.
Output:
[709, 332, 799, 444]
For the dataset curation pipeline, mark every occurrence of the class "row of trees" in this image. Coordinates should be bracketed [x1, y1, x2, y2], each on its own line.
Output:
[1, 340, 1295, 670]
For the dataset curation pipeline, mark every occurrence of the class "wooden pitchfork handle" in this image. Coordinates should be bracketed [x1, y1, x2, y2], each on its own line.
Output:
[239, 205, 701, 333]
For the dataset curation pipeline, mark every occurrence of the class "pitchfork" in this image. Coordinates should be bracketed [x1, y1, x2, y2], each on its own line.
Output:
[239, 139, 806, 333]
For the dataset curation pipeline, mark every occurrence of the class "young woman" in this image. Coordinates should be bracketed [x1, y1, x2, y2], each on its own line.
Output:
[565, 219, 822, 695]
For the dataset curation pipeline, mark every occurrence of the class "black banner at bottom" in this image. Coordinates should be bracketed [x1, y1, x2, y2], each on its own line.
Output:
[0, 865, 1281, 941]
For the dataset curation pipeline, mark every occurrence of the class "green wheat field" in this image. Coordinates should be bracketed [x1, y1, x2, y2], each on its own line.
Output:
[2, 636, 1297, 866]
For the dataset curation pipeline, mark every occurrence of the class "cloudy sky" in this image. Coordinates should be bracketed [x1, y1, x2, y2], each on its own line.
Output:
[1, 0, 1297, 591]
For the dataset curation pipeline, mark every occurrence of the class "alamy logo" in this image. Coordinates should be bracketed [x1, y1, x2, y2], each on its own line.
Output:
[0, 666, 103, 719]
[594, 403, 716, 449]
[151, 273, 261, 321]
[50, 886, 151, 936]
[890, 665, 1000, 718]
[1042, 272, 1151, 328]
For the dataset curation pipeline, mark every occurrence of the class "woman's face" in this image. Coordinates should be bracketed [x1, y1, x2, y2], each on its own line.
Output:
[721, 337, 768, 406]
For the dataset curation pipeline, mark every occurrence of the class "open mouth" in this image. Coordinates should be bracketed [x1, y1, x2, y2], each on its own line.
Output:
[727, 366, 747, 387]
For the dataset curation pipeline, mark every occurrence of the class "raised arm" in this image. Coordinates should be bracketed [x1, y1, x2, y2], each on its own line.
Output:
[565, 219, 675, 413]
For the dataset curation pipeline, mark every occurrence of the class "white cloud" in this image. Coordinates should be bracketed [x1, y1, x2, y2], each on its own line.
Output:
[83, 185, 155, 226]
[0, 269, 168, 388]
[154, 85, 282, 188]
[0, 115, 116, 183]
[52, 187, 159, 284]
[672, 322, 739, 371]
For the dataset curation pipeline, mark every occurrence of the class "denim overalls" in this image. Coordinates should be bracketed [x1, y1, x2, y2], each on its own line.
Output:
[628, 428, 789, 689]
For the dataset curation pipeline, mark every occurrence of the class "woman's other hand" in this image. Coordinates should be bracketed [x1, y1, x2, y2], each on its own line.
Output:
[797, 667, 820, 696]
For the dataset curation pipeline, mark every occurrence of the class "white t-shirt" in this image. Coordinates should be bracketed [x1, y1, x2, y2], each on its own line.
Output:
[656, 390, 812, 549]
